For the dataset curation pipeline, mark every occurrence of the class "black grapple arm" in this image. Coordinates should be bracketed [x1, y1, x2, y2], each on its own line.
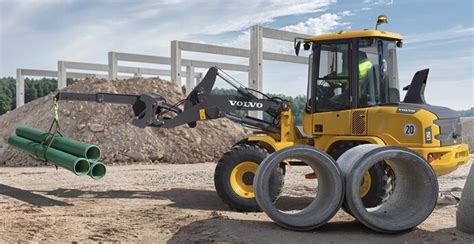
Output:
[55, 67, 289, 132]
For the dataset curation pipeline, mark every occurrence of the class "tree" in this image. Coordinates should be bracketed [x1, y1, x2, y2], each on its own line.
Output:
[0, 77, 59, 115]
[459, 108, 474, 117]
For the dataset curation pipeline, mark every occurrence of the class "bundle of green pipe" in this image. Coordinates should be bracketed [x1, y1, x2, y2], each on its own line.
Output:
[7, 126, 106, 180]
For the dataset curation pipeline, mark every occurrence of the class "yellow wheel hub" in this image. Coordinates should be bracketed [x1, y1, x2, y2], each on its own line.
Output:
[230, 161, 258, 198]
[360, 170, 372, 197]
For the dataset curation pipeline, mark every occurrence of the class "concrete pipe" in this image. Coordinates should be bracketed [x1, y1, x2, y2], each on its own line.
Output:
[254, 146, 344, 231]
[337, 144, 438, 233]
[456, 164, 474, 234]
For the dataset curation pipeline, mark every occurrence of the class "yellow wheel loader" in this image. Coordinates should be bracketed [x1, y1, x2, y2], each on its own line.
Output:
[213, 17, 469, 211]
[51, 16, 470, 212]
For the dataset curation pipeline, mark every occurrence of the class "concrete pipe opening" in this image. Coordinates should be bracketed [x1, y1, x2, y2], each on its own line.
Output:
[337, 145, 438, 233]
[254, 146, 344, 231]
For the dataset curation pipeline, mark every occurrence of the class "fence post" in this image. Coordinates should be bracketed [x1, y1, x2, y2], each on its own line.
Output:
[134, 68, 142, 77]
[15, 69, 25, 108]
[171, 40, 182, 86]
[249, 25, 263, 119]
[57, 61, 67, 89]
[195, 73, 203, 86]
[185, 66, 195, 95]
[108, 52, 118, 80]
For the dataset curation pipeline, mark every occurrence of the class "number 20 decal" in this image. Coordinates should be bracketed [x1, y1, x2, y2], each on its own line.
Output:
[404, 124, 416, 136]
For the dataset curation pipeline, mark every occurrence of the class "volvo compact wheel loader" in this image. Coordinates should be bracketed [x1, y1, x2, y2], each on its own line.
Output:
[50, 16, 469, 212]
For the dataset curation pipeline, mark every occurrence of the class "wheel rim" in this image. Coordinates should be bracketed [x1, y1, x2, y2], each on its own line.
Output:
[360, 170, 372, 197]
[230, 161, 259, 198]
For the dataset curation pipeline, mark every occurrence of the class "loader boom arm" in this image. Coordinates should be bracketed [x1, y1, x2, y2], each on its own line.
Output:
[55, 67, 289, 132]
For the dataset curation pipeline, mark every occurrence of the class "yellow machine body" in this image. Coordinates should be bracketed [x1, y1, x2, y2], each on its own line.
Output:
[309, 29, 404, 42]
[248, 106, 469, 176]
[216, 26, 470, 212]
[246, 28, 469, 177]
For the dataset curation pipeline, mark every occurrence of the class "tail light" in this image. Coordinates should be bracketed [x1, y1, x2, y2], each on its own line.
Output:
[427, 153, 434, 163]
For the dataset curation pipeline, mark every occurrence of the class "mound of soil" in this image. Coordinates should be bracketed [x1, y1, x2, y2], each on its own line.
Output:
[0, 77, 245, 166]
[462, 117, 474, 152]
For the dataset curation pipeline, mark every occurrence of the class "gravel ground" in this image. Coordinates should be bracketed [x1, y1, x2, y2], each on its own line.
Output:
[0, 156, 473, 243]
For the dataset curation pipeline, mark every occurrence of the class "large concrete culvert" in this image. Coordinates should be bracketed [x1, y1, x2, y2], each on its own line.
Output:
[456, 164, 474, 234]
[337, 144, 439, 233]
[254, 146, 344, 231]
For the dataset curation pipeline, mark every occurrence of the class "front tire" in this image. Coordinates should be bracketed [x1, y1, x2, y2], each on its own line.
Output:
[214, 143, 284, 212]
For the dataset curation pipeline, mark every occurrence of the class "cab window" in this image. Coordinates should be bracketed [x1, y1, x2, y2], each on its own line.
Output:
[305, 53, 313, 112]
[315, 43, 351, 112]
[358, 39, 400, 107]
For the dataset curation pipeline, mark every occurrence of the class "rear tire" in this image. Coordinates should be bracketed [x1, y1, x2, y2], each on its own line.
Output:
[214, 143, 284, 212]
[330, 142, 388, 208]
[360, 164, 385, 207]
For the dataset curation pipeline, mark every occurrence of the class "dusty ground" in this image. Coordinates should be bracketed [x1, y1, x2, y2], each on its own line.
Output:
[0, 158, 473, 243]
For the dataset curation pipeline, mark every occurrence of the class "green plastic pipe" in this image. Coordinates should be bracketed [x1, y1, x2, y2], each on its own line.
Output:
[7, 135, 90, 176]
[16, 126, 101, 160]
[88, 160, 107, 180]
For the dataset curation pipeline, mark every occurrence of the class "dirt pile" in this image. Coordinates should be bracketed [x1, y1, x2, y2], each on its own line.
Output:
[0, 77, 245, 166]
[462, 117, 474, 152]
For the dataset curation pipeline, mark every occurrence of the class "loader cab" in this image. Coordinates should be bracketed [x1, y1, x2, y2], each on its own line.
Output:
[298, 30, 404, 135]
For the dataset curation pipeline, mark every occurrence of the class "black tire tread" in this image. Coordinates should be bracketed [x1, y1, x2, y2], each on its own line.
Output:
[214, 142, 284, 212]
[330, 142, 388, 208]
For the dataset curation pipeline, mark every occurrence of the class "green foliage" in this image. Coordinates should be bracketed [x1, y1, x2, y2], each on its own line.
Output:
[0, 77, 58, 115]
[211, 87, 239, 96]
[0, 77, 16, 114]
[459, 108, 474, 117]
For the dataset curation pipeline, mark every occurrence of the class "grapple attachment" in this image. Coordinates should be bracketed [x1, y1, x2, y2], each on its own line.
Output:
[55, 92, 181, 128]
[55, 67, 288, 132]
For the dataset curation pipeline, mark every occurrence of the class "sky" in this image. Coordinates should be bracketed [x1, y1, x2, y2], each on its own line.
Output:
[0, 0, 473, 110]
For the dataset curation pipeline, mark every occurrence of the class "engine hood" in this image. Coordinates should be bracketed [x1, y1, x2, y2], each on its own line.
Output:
[396, 103, 460, 120]
[396, 103, 462, 147]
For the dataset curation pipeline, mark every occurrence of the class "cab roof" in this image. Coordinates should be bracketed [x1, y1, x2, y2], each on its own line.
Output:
[309, 29, 403, 41]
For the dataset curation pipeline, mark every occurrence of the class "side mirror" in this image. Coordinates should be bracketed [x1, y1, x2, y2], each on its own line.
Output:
[294, 41, 301, 56]
[397, 41, 403, 48]
[303, 42, 311, 51]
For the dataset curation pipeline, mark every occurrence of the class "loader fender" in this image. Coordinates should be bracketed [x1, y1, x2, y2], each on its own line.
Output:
[247, 134, 294, 152]
[322, 136, 386, 152]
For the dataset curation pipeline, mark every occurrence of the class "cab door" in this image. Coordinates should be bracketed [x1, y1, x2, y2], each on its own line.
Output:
[311, 41, 353, 136]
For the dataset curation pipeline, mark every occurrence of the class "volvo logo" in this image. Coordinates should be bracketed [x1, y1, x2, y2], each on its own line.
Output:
[397, 107, 418, 114]
[229, 100, 263, 108]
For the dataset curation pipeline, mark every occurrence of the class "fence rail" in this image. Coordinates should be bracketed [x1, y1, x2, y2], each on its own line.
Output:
[109, 51, 249, 92]
[15, 69, 109, 107]
[15, 25, 311, 113]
